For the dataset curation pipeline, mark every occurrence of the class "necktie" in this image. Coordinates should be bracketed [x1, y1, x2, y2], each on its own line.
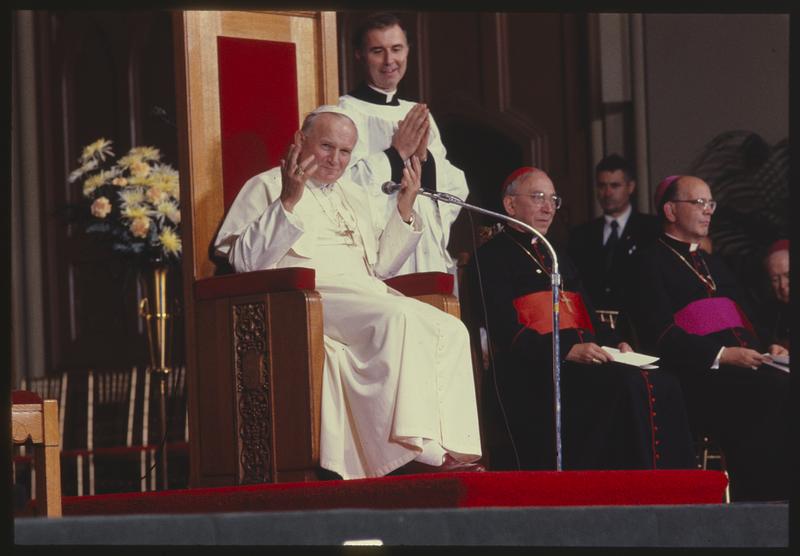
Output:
[604, 220, 619, 272]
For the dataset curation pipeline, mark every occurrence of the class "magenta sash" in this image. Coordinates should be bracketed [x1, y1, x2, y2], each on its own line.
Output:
[674, 297, 753, 336]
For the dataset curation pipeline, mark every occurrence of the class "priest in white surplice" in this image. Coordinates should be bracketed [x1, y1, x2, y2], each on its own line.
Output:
[338, 12, 469, 280]
[214, 106, 483, 479]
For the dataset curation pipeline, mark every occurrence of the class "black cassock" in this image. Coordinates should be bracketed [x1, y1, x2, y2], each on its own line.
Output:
[466, 226, 695, 472]
[626, 234, 790, 501]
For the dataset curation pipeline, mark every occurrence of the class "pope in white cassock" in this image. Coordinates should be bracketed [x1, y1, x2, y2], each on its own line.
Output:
[337, 13, 469, 279]
[214, 106, 483, 479]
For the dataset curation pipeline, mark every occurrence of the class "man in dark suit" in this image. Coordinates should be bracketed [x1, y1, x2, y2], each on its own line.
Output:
[568, 155, 660, 340]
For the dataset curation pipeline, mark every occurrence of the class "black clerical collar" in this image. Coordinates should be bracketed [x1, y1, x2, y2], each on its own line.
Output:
[348, 82, 401, 106]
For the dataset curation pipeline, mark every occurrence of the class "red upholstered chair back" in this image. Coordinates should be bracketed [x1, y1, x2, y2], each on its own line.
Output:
[217, 37, 299, 212]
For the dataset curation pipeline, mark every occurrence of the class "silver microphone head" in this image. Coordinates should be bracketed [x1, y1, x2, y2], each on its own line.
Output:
[381, 181, 401, 195]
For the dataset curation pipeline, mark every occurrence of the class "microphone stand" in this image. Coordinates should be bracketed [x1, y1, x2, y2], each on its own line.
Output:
[416, 188, 564, 471]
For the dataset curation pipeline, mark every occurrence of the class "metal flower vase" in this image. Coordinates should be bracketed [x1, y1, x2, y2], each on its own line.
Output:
[139, 262, 175, 490]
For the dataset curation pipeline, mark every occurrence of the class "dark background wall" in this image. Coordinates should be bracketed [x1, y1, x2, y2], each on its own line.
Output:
[643, 14, 789, 190]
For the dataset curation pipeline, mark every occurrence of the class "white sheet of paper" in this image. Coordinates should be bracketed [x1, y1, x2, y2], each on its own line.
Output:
[763, 354, 789, 373]
[768, 354, 789, 365]
[602, 346, 660, 368]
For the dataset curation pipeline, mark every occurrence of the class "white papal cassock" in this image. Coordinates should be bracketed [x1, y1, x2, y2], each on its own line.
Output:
[338, 85, 470, 279]
[214, 167, 481, 479]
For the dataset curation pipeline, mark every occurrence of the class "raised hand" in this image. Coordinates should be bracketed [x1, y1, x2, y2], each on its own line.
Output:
[396, 155, 422, 223]
[279, 134, 318, 212]
[391, 103, 430, 161]
[565, 342, 613, 365]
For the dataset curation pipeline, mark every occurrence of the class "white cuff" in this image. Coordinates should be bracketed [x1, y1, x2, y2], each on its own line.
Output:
[711, 347, 725, 370]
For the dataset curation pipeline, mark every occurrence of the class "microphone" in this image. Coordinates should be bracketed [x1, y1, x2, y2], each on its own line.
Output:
[381, 181, 464, 204]
[381, 181, 403, 194]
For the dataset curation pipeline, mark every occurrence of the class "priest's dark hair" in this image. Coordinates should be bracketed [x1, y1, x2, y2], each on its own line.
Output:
[595, 153, 636, 183]
[352, 12, 409, 51]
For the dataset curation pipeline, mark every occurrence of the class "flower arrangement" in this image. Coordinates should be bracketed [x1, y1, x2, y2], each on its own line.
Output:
[69, 138, 181, 262]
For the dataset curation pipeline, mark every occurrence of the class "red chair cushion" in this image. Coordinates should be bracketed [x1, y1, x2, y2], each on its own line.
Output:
[384, 272, 454, 297]
[194, 267, 316, 301]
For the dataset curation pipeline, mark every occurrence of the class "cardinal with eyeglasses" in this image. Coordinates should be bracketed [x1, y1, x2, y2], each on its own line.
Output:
[626, 175, 789, 501]
[465, 166, 696, 472]
[214, 105, 483, 480]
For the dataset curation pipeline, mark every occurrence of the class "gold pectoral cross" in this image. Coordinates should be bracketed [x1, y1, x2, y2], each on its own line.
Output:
[559, 292, 574, 312]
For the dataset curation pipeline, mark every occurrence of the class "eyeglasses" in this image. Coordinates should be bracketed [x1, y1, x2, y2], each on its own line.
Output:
[670, 198, 717, 213]
[509, 192, 563, 209]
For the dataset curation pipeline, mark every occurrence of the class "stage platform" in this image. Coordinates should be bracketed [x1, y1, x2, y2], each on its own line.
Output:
[15, 502, 787, 547]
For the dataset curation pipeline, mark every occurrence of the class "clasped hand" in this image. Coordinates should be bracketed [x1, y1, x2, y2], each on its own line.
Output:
[392, 103, 430, 162]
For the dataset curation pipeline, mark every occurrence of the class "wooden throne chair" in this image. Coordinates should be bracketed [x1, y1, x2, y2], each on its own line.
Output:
[174, 11, 459, 487]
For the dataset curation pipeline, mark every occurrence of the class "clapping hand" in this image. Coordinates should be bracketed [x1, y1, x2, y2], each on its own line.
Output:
[396, 155, 422, 223]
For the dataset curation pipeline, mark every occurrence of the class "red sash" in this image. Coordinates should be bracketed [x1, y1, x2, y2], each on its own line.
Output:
[673, 297, 754, 336]
[512, 291, 594, 335]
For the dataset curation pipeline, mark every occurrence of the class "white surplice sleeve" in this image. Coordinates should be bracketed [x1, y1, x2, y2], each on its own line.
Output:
[214, 168, 306, 273]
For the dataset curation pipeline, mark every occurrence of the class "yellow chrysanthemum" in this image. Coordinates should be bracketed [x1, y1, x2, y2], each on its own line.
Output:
[128, 146, 161, 162]
[149, 164, 180, 195]
[126, 175, 155, 188]
[80, 138, 114, 164]
[156, 201, 181, 224]
[82, 171, 110, 197]
[118, 188, 146, 207]
[117, 153, 144, 170]
[159, 228, 182, 256]
[130, 161, 151, 178]
[122, 205, 149, 220]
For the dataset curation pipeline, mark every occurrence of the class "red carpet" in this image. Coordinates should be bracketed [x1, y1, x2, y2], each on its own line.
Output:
[57, 470, 728, 516]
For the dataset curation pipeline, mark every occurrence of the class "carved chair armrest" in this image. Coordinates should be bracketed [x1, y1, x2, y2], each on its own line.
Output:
[194, 267, 316, 301]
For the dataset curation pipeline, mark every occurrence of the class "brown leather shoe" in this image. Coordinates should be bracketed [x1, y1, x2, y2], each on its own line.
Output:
[391, 453, 486, 475]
